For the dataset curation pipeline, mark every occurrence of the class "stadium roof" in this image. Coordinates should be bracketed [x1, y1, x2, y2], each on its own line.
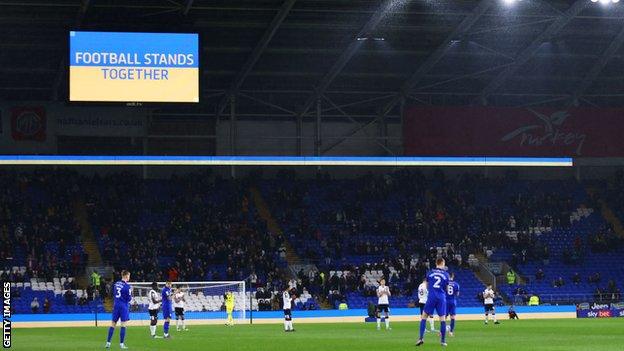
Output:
[2, 0, 624, 118]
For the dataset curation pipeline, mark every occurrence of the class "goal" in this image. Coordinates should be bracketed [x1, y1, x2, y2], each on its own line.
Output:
[130, 281, 247, 325]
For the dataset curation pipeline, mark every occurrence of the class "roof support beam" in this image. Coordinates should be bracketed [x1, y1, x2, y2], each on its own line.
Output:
[183, 0, 193, 16]
[322, 0, 494, 153]
[216, 0, 297, 116]
[570, 23, 624, 105]
[379, 0, 495, 117]
[296, 0, 398, 118]
[477, 0, 589, 104]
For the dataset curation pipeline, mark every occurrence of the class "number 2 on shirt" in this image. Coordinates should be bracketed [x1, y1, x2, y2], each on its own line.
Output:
[433, 276, 442, 289]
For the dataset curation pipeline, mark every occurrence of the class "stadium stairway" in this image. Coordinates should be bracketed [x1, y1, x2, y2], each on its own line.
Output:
[590, 189, 624, 239]
[473, 253, 513, 304]
[250, 187, 302, 266]
[72, 197, 104, 289]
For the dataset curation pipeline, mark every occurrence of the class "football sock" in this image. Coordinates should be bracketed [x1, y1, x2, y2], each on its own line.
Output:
[106, 327, 114, 343]
[419, 319, 426, 340]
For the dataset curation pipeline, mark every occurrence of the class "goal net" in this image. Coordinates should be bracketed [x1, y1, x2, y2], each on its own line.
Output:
[130, 281, 247, 325]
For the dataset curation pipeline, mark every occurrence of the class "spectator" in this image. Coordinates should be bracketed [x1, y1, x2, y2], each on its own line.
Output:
[64, 289, 75, 305]
[30, 297, 40, 313]
[528, 294, 540, 306]
[87, 284, 95, 301]
[167, 266, 179, 282]
[594, 288, 605, 302]
[589, 272, 601, 284]
[553, 277, 565, 288]
[43, 298, 51, 313]
[535, 269, 545, 281]
[507, 270, 516, 285]
[572, 272, 581, 285]
[90, 271, 101, 289]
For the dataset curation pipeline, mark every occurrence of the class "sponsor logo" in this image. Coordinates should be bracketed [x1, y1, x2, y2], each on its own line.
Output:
[10, 107, 46, 141]
[591, 303, 610, 310]
[578, 303, 590, 310]
[2, 281, 10, 348]
[501, 109, 586, 155]
[598, 310, 612, 318]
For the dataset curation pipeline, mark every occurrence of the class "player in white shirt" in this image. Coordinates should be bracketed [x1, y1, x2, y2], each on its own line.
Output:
[483, 285, 499, 325]
[173, 286, 188, 331]
[417, 278, 436, 332]
[376, 278, 391, 330]
[283, 288, 295, 332]
[147, 282, 162, 338]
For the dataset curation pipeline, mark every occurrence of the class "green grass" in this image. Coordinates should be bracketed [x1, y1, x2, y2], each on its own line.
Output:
[11, 318, 624, 351]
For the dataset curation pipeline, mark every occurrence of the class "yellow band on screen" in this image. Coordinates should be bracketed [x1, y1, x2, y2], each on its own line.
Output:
[69, 66, 199, 102]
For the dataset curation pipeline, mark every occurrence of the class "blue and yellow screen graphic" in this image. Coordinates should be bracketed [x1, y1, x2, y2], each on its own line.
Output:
[69, 31, 199, 103]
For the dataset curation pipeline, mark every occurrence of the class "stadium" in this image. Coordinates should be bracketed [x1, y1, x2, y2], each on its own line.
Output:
[2, 0, 624, 350]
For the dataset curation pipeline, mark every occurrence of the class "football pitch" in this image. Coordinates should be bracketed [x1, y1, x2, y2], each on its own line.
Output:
[11, 318, 624, 351]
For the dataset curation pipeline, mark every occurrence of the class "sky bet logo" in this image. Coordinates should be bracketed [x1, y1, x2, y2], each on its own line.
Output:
[2, 282, 10, 348]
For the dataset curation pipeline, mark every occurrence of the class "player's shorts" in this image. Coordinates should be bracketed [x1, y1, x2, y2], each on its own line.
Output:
[162, 304, 172, 319]
[226, 306, 234, 314]
[423, 295, 447, 317]
[175, 307, 184, 317]
[283, 309, 292, 320]
[484, 303, 495, 312]
[419, 302, 426, 315]
[377, 304, 389, 313]
[112, 304, 130, 323]
[446, 302, 457, 316]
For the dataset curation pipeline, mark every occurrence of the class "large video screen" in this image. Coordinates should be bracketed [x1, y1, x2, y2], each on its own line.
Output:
[69, 31, 199, 103]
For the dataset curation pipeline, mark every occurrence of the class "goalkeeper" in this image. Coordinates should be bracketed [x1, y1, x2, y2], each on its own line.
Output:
[225, 291, 235, 326]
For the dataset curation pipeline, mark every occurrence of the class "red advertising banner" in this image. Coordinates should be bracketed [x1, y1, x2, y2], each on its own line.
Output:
[403, 107, 624, 157]
[11, 106, 46, 141]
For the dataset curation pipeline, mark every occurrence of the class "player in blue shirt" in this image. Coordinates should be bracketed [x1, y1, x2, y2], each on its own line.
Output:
[417, 258, 450, 347]
[105, 270, 132, 349]
[446, 272, 460, 337]
[161, 281, 173, 338]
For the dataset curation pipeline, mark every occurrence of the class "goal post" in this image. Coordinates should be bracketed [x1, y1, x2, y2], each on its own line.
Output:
[129, 281, 248, 325]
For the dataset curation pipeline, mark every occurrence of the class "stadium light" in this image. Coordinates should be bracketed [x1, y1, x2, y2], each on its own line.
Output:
[356, 37, 385, 41]
[503, 0, 522, 5]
